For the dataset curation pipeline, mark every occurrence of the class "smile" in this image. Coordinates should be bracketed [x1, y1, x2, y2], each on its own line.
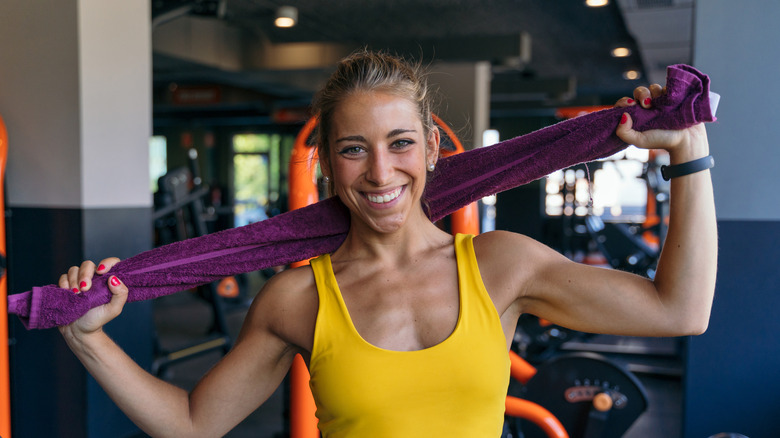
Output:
[364, 187, 403, 204]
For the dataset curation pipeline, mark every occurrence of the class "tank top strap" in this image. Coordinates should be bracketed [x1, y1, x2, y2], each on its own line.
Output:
[453, 233, 500, 325]
[310, 253, 336, 304]
[310, 253, 354, 358]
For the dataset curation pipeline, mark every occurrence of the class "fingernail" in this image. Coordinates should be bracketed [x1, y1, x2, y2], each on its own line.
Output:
[110, 276, 121, 287]
[98, 264, 106, 271]
[620, 114, 628, 124]
[72, 288, 79, 294]
[643, 97, 651, 106]
[79, 281, 87, 289]
[626, 98, 634, 104]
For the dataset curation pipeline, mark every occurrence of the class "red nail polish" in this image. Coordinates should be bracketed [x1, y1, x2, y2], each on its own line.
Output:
[72, 288, 79, 294]
[627, 98, 634, 104]
[643, 97, 651, 106]
[620, 114, 627, 125]
[80, 281, 87, 289]
[98, 264, 106, 271]
[110, 276, 121, 287]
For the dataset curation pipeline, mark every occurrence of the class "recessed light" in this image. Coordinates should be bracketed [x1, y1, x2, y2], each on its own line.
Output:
[586, 0, 609, 7]
[611, 47, 632, 57]
[623, 70, 641, 80]
[275, 6, 298, 28]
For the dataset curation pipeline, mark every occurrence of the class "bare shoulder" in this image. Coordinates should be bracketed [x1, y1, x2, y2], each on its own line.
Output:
[472, 230, 569, 306]
[241, 264, 319, 355]
[473, 230, 564, 267]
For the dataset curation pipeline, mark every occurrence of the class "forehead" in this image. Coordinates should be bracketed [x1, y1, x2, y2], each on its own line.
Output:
[330, 91, 423, 137]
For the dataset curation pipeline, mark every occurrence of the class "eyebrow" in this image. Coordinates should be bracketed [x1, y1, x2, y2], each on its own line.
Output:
[388, 128, 417, 137]
[335, 128, 417, 144]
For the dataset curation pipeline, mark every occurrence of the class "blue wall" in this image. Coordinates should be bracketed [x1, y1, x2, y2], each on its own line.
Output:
[684, 221, 780, 437]
[684, 1, 780, 436]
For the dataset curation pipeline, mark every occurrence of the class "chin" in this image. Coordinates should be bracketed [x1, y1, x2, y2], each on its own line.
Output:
[366, 215, 407, 234]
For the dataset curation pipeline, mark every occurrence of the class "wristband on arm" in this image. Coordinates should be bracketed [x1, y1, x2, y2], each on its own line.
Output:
[660, 155, 715, 181]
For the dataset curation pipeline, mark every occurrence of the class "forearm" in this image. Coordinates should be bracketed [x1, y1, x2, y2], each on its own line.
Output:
[653, 134, 717, 334]
[62, 329, 196, 437]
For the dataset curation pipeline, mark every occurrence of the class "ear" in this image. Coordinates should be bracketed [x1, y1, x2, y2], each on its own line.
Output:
[426, 126, 441, 167]
[318, 147, 332, 179]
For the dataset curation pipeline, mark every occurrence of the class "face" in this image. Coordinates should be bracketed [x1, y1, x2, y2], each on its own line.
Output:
[322, 91, 439, 234]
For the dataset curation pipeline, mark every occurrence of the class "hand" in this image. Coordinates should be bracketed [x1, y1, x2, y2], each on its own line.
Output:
[614, 84, 710, 162]
[58, 257, 127, 337]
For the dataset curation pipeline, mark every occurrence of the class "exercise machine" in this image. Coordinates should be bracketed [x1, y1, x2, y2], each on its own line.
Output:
[584, 149, 670, 278]
[0, 114, 12, 437]
[505, 351, 648, 438]
[150, 163, 233, 376]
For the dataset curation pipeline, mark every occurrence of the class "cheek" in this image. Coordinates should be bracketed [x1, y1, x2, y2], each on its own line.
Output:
[412, 150, 430, 174]
[329, 161, 360, 193]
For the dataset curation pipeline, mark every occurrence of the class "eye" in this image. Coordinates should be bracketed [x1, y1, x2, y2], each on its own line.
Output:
[337, 145, 364, 156]
[392, 139, 415, 149]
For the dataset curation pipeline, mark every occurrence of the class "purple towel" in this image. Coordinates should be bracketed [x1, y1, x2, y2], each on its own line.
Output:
[8, 64, 718, 329]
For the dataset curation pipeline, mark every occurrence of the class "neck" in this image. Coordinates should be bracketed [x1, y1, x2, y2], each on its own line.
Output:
[334, 206, 451, 264]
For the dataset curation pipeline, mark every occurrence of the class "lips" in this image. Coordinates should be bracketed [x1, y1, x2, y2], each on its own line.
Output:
[364, 187, 403, 204]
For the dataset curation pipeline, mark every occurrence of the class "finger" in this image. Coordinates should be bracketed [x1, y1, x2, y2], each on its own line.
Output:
[616, 112, 641, 146]
[613, 96, 636, 108]
[633, 86, 651, 108]
[78, 260, 97, 292]
[66, 266, 81, 294]
[58, 270, 75, 290]
[96, 257, 121, 275]
[649, 83, 664, 99]
[105, 276, 129, 320]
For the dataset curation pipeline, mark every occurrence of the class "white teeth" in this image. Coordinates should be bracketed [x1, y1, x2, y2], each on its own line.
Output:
[367, 188, 401, 204]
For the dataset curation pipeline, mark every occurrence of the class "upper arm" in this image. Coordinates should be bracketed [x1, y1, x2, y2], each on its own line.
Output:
[476, 230, 678, 337]
[185, 267, 318, 436]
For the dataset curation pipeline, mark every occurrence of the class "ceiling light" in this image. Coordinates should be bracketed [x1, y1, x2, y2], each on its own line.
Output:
[585, 0, 609, 7]
[623, 69, 641, 80]
[275, 6, 297, 28]
[611, 47, 632, 57]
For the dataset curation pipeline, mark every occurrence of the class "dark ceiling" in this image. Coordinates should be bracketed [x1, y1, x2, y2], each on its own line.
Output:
[151, 0, 694, 123]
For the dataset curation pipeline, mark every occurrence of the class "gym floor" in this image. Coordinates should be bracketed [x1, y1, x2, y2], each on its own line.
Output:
[132, 281, 684, 438]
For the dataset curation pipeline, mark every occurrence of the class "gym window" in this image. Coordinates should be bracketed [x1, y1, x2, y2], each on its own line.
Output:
[149, 135, 168, 193]
[232, 133, 292, 227]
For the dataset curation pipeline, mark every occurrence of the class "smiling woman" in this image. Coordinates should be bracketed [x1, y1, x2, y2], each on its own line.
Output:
[53, 49, 717, 438]
[313, 51, 435, 189]
[319, 91, 439, 235]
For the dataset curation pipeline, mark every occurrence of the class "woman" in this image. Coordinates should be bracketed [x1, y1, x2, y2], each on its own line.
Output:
[59, 51, 716, 437]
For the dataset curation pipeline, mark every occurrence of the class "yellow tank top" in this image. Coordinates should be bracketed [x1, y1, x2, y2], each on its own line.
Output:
[309, 234, 510, 438]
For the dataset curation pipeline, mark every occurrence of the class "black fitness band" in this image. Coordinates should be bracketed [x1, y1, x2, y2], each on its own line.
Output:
[660, 155, 714, 181]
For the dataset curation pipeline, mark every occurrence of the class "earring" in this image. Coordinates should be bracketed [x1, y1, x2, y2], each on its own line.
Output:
[323, 175, 331, 183]
[427, 163, 436, 172]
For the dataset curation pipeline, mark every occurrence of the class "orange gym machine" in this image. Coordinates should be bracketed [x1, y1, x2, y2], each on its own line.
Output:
[0, 115, 12, 438]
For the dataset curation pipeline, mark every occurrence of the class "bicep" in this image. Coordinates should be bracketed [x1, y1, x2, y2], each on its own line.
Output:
[478, 231, 673, 337]
[522, 254, 672, 336]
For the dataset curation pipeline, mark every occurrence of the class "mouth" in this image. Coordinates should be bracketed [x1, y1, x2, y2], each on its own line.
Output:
[364, 186, 403, 204]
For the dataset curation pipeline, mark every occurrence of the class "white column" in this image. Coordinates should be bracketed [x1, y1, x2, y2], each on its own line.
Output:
[0, 0, 151, 210]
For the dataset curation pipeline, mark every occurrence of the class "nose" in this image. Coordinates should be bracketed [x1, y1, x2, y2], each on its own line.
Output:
[365, 148, 393, 185]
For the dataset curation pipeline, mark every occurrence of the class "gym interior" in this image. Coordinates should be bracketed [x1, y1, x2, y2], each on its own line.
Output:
[0, 1, 777, 437]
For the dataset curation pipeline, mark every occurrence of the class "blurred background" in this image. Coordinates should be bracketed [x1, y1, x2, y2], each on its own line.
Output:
[0, 1, 777, 437]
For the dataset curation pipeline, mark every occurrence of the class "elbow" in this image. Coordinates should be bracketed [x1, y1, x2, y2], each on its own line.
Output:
[660, 320, 709, 337]
[684, 319, 709, 336]
[657, 301, 712, 336]
[672, 312, 711, 336]
[660, 284, 716, 337]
